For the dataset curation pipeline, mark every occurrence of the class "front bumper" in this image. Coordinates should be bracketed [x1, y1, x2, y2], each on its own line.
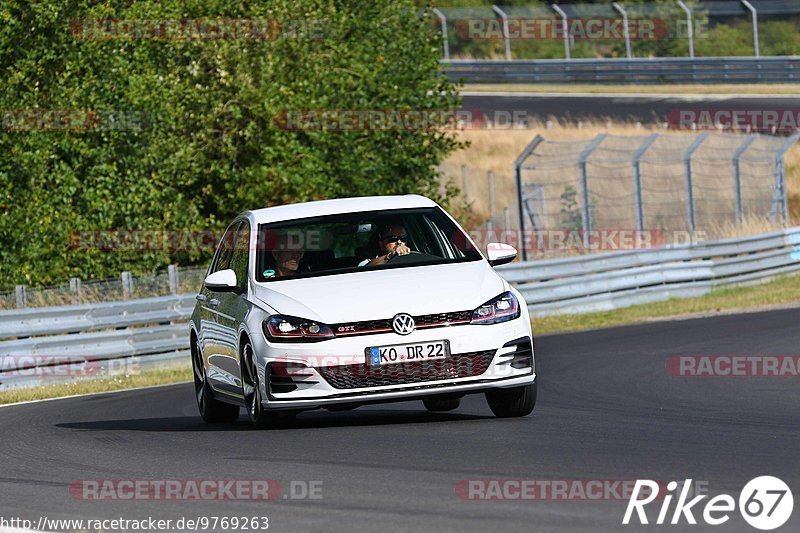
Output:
[250, 318, 535, 411]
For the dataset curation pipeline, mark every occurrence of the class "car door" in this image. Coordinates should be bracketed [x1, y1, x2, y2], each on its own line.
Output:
[211, 220, 252, 396]
[202, 221, 241, 395]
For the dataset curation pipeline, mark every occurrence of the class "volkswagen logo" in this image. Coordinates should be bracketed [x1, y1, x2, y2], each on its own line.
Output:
[392, 313, 415, 335]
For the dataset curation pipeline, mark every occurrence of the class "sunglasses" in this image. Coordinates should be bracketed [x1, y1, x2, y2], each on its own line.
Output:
[382, 234, 407, 243]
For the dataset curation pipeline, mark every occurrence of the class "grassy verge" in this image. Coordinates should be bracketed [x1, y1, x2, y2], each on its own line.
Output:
[464, 83, 800, 95]
[532, 273, 800, 336]
[0, 365, 192, 406]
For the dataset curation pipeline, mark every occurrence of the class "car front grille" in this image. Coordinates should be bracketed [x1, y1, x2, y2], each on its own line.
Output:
[330, 310, 473, 337]
[317, 349, 495, 390]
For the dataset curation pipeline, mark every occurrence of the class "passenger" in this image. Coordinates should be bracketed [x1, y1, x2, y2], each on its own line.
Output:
[359, 224, 411, 266]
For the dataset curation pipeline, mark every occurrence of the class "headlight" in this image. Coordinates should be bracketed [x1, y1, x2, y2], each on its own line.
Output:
[264, 315, 335, 342]
[471, 292, 520, 324]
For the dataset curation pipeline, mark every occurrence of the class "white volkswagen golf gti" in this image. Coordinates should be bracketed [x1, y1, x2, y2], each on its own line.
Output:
[190, 195, 536, 427]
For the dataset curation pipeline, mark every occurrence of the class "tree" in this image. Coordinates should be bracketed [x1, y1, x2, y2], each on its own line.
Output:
[0, 0, 463, 289]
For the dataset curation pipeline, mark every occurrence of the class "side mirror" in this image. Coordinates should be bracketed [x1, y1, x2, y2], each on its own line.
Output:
[487, 243, 517, 267]
[204, 269, 239, 292]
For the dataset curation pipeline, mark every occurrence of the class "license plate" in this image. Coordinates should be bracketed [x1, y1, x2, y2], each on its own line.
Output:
[366, 340, 450, 366]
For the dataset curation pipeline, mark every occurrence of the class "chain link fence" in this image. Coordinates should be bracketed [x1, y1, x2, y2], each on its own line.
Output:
[511, 132, 797, 259]
[0, 265, 208, 310]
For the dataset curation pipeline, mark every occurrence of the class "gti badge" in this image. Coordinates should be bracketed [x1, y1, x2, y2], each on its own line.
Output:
[392, 313, 415, 335]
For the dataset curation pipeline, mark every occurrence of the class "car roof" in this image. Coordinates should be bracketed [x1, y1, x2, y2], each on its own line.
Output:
[244, 195, 439, 225]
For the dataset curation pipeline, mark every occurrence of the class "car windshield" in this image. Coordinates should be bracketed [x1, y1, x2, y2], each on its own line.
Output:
[256, 207, 482, 282]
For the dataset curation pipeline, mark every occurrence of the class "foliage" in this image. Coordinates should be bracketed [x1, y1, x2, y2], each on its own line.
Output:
[0, 0, 464, 289]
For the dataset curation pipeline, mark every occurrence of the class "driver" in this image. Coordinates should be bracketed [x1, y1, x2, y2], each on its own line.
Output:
[359, 223, 411, 266]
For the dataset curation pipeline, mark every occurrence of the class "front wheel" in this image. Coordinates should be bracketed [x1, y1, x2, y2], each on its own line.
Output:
[423, 397, 461, 412]
[485, 381, 537, 418]
[192, 338, 239, 424]
[241, 342, 294, 429]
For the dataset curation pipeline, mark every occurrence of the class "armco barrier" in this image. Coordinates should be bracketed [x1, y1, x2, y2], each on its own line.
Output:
[497, 226, 800, 316]
[1, 227, 798, 389]
[442, 57, 800, 84]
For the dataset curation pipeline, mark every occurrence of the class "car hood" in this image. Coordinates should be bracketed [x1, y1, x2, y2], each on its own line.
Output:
[251, 261, 506, 323]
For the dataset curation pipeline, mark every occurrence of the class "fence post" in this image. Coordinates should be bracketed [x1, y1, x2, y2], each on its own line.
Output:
[632, 134, 659, 232]
[740, 0, 759, 57]
[69, 277, 82, 305]
[431, 8, 449, 61]
[15, 285, 27, 309]
[732, 135, 758, 224]
[551, 4, 571, 60]
[121, 271, 133, 300]
[773, 132, 800, 225]
[168, 265, 180, 295]
[514, 135, 545, 261]
[577, 134, 607, 247]
[612, 3, 632, 59]
[491, 5, 512, 60]
[677, 0, 695, 59]
[683, 132, 709, 232]
[461, 164, 469, 203]
[488, 171, 496, 222]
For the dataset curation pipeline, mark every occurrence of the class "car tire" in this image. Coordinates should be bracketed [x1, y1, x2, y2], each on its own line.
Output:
[241, 340, 287, 429]
[423, 397, 461, 412]
[192, 337, 239, 424]
[485, 381, 537, 418]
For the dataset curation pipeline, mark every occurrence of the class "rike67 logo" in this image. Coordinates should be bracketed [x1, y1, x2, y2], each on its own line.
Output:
[623, 477, 793, 530]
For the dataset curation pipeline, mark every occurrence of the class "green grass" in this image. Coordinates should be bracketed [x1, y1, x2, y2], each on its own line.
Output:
[0, 365, 192, 406]
[465, 83, 800, 95]
[532, 273, 800, 336]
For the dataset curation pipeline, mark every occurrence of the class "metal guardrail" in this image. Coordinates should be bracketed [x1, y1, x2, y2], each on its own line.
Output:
[497, 226, 800, 316]
[443, 56, 800, 84]
[1, 227, 798, 389]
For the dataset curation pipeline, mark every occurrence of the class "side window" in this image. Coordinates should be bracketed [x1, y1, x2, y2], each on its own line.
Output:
[211, 222, 241, 274]
[230, 221, 250, 291]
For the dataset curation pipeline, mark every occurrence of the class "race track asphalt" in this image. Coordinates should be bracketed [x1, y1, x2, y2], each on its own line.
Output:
[1, 307, 798, 532]
[460, 93, 800, 126]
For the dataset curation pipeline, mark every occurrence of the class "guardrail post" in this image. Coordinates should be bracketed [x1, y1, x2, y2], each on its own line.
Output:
[168, 265, 179, 296]
[740, 0, 759, 57]
[676, 0, 695, 59]
[69, 277, 82, 305]
[732, 135, 758, 225]
[683, 132, 709, 232]
[551, 4, 571, 60]
[121, 271, 133, 300]
[612, 2, 632, 59]
[491, 6, 512, 60]
[15, 285, 27, 309]
[577, 134, 607, 247]
[431, 8, 449, 61]
[514, 135, 545, 261]
[632, 134, 659, 232]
